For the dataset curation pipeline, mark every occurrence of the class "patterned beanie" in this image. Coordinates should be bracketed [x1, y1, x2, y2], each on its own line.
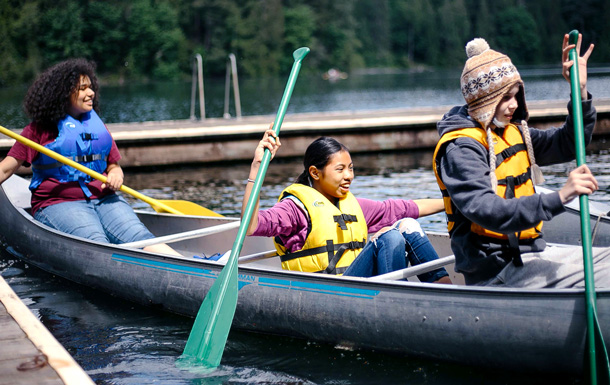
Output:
[460, 38, 528, 129]
[460, 38, 542, 191]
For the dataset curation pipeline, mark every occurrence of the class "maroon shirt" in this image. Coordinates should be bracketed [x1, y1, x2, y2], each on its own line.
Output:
[7, 121, 121, 214]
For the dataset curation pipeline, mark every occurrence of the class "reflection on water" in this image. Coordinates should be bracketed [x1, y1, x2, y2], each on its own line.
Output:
[1, 70, 610, 128]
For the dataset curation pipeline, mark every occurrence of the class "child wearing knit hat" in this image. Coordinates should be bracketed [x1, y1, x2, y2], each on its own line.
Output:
[433, 33, 610, 288]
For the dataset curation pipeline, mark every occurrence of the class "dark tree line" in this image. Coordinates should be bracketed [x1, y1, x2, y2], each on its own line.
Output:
[0, 0, 608, 86]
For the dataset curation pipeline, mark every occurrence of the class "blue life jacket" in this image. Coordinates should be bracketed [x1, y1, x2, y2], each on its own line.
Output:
[30, 110, 112, 197]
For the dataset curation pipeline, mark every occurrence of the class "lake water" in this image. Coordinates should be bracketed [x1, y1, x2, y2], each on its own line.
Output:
[2, 69, 610, 384]
[1, 66, 610, 128]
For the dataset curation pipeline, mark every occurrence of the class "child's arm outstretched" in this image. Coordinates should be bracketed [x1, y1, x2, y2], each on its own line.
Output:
[412, 198, 445, 217]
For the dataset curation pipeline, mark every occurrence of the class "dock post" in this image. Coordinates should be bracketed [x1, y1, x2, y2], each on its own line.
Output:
[223, 53, 242, 120]
[190, 53, 205, 121]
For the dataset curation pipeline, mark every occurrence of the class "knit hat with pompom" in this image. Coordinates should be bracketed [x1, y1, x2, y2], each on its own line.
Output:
[460, 38, 543, 192]
[460, 38, 528, 129]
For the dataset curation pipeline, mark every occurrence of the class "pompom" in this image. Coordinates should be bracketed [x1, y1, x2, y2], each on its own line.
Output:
[465, 38, 490, 58]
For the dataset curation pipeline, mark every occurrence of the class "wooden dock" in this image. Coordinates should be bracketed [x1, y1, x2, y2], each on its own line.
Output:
[2, 99, 609, 170]
[0, 276, 94, 385]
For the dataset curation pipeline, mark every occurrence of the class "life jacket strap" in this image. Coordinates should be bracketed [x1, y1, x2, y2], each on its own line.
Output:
[497, 168, 531, 188]
[31, 154, 108, 170]
[501, 176, 524, 267]
[279, 239, 366, 274]
[80, 132, 99, 141]
[333, 213, 358, 230]
[75, 154, 106, 163]
[78, 179, 93, 198]
[495, 143, 526, 165]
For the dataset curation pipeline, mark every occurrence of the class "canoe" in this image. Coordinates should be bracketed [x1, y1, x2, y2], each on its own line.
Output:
[1, 174, 610, 374]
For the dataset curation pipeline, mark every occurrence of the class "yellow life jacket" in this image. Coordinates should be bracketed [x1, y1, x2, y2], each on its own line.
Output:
[273, 184, 368, 275]
[432, 124, 542, 242]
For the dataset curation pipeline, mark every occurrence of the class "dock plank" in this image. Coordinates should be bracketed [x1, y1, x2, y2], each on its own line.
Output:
[2, 99, 609, 169]
[0, 277, 94, 385]
[0, 302, 64, 385]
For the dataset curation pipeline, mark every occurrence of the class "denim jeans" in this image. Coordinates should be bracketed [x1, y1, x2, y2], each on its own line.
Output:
[343, 218, 449, 282]
[34, 194, 155, 244]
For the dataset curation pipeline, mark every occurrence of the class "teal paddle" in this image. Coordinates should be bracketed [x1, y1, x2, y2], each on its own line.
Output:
[568, 30, 610, 384]
[180, 47, 310, 369]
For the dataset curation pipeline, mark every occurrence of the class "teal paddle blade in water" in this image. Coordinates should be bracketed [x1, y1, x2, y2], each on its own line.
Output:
[179, 47, 310, 370]
[180, 256, 238, 368]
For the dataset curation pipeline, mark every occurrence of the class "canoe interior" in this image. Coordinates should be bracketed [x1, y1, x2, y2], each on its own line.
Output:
[0, 175, 465, 282]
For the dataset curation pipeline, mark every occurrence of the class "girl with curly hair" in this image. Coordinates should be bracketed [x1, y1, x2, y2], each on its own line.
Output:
[0, 58, 179, 255]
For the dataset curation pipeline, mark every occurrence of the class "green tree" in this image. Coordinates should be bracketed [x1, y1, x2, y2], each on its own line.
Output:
[437, 0, 471, 67]
[391, 0, 440, 66]
[125, 0, 188, 79]
[233, 0, 285, 77]
[1, 0, 609, 86]
[283, 4, 316, 71]
[355, 0, 392, 67]
[10, 1, 43, 80]
[0, 0, 22, 85]
[495, 6, 541, 64]
[472, 0, 493, 42]
[37, 1, 91, 65]
[310, 0, 363, 71]
[84, 2, 126, 76]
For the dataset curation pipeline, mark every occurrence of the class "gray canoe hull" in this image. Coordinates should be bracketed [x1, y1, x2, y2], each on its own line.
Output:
[1, 175, 609, 374]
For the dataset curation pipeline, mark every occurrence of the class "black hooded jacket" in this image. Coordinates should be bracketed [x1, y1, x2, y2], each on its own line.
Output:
[435, 95, 596, 284]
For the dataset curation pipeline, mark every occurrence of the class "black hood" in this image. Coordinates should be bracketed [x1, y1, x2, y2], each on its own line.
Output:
[436, 104, 482, 137]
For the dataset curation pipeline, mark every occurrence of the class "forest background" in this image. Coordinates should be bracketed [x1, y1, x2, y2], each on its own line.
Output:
[1, 0, 609, 86]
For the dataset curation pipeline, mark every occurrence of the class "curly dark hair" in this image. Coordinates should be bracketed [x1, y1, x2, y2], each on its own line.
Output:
[23, 58, 100, 127]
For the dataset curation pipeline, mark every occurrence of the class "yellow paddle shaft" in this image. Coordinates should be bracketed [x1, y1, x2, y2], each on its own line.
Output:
[0, 125, 183, 215]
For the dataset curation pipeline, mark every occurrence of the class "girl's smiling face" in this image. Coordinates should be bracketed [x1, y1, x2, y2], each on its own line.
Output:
[68, 75, 95, 118]
[310, 150, 354, 203]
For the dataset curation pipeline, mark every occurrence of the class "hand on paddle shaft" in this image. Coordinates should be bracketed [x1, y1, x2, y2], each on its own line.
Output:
[561, 33, 594, 99]
[559, 165, 599, 204]
[243, 127, 282, 235]
[101, 163, 124, 191]
[558, 33, 597, 205]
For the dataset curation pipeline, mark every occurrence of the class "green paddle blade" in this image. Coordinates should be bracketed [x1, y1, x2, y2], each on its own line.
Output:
[180, 257, 238, 368]
[179, 46, 309, 370]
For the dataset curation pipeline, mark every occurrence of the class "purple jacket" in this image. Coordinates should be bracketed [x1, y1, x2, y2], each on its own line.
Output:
[252, 197, 420, 253]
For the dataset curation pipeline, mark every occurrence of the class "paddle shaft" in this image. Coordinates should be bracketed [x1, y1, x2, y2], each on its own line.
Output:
[186, 47, 310, 365]
[568, 30, 603, 383]
[0, 125, 183, 215]
[371, 255, 455, 281]
[123, 220, 240, 248]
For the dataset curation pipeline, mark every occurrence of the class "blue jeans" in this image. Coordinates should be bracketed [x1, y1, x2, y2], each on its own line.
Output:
[343, 218, 449, 282]
[34, 194, 155, 244]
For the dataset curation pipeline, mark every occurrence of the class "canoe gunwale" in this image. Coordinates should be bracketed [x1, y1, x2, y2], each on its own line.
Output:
[4, 191, 609, 300]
